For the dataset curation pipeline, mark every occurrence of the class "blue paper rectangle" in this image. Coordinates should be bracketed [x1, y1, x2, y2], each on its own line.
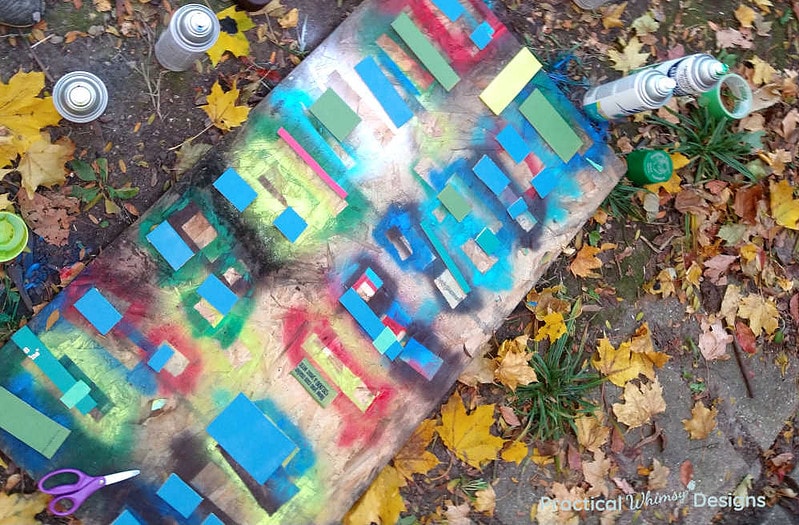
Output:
[507, 197, 527, 219]
[475, 228, 501, 256]
[73, 288, 123, 336]
[157, 473, 203, 518]
[202, 514, 225, 525]
[398, 338, 443, 380]
[532, 168, 559, 198]
[207, 393, 298, 484]
[111, 509, 141, 525]
[470, 21, 494, 50]
[496, 124, 531, 163]
[198, 274, 239, 316]
[431, 0, 465, 21]
[364, 267, 383, 289]
[146, 221, 194, 271]
[59, 380, 90, 409]
[355, 56, 414, 128]
[148, 343, 174, 373]
[339, 288, 385, 339]
[274, 207, 307, 243]
[472, 155, 510, 196]
[213, 167, 258, 212]
[11, 326, 77, 393]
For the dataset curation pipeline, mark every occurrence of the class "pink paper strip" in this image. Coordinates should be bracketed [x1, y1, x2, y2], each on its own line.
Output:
[277, 127, 349, 199]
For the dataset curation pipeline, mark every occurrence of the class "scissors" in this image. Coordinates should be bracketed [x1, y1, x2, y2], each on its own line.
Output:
[37, 468, 140, 516]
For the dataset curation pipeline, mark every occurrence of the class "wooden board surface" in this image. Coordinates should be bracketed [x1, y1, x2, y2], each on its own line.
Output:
[0, 0, 623, 523]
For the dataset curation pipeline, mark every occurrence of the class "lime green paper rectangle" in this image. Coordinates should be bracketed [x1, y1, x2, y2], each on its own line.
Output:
[390, 13, 459, 91]
[302, 334, 376, 412]
[519, 89, 583, 163]
[290, 358, 337, 407]
[479, 47, 541, 115]
[0, 386, 70, 459]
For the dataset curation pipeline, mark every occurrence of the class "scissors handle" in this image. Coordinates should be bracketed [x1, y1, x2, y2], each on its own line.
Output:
[38, 469, 104, 516]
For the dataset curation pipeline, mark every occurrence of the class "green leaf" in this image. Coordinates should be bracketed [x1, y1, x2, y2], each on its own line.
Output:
[104, 198, 121, 215]
[113, 187, 140, 199]
[96, 158, 108, 183]
[70, 160, 97, 181]
[83, 191, 103, 212]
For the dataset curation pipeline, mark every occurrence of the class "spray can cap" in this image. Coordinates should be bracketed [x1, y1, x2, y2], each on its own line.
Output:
[181, 10, 214, 44]
[654, 77, 677, 96]
[67, 83, 94, 109]
[710, 62, 729, 79]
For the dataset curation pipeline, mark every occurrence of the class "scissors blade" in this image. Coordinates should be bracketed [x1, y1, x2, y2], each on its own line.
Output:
[102, 469, 140, 486]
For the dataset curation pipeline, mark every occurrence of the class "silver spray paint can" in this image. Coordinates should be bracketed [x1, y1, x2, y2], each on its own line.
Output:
[52, 71, 108, 123]
[582, 69, 676, 121]
[651, 53, 729, 97]
[155, 4, 220, 72]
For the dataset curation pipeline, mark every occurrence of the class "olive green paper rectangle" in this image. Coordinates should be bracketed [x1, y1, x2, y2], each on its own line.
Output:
[308, 88, 361, 142]
[290, 358, 337, 408]
[518, 90, 582, 163]
[0, 386, 71, 459]
[390, 13, 460, 91]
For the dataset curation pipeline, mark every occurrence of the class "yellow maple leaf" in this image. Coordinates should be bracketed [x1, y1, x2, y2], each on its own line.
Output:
[753, 0, 773, 13]
[393, 418, 440, 480]
[749, 56, 778, 86]
[474, 485, 496, 516]
[574, 413, 610, 453]
[343, 464, 406, 525]
[495, 348, 537, 391]
[436, 391, 505, 469]
[0, 193, 13, 211]
[526, 285, 569, 316]
[0, 492, 50, 525]
[770, 179, 799, 230]
[737, 294, 780, 336]
[500, 440, 528, 464]
[682, 401, 718, 440]
[200, 81, 251, 132]
[734, 4, 757, 28]
[612, 378, 666, 429]
[591, 335, 666, 387]
[569, 245, 603, 278]
[607, 37, 650, 74]
[278, 7, 299, 28]
[0, 70, 62, 167]
[1, 133, 75, 198]
[601, 2, 627, 29]
[533, 311, 567, 343]
[207, 6, 256, 66]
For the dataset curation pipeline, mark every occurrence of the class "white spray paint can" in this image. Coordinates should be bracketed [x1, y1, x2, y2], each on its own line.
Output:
[650, 53, 729, 96]
[155, 4, 220, 72]
[52, 71, 109, 123]
[582, 69, 676, 121]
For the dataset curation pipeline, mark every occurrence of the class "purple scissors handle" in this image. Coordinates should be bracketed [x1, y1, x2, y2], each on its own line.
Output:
[38, 468, 105, 516]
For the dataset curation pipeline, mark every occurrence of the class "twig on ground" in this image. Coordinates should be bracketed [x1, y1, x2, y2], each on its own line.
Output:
[732, 336, 755, 399]
[23, 33, 53, 83]
[168, 124, 213, 151]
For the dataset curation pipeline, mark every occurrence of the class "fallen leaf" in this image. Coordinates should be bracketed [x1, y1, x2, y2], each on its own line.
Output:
[753, 13, 773, 36]
[770, 179, 799, 230]
[613, 476, 636, 495]
[444, 501, 472, 525]
[682, 401, 718, 439]
[45, 309, 60, 330]
[533, 311, 567, 343]
[703, 254, 737, 285]
[790, 293, 799, 327]
[500, 440, 528, 464]
[499, 405, 521, 427]
[536, 483, 583, 525]
[680, 460, 694, 487]
[206, 6, 256, 66]
[607, 36, 650, 74]
[754, 0, 773, 12]
[735, 320, 758, 354]
[570, 245, 602, 278]
[526, 285, 570, 316]
[738, 294, 780, 336]
[0, 193, 13, 211]
[592, 329, 669, 387]
[0, 492, 50, 525]
[715, 28, 754, 49]
[734, 4, 757, 27]
[200, 81, 251, 132]
[749, 56, 778, 86]
[1, 133, 75, 198]
[0, 70, 62, 167]
[458, 355, 496, 387]
[644, 267, 677, 298]
[648, 458, 670, 490]
[252, 0, 286, 17]
[698, 318, 732, 361]
[17, 187, 80, 246]
[173, 140, 212, 175]
[575, 413, 610, 453]
[631, 12, 659, 35]
[602, 2, 627, 29]
[474, 485, 496, 516]
[733, 184, 764, 224]
[583, 450, 611, 497]
[436, 391, 505, 469]
[393, 418, 439, 481]
[612, 378, 667, 429]
[495, 347, 537, 391]
[720, 284, 742, 326]
[93, 0, 111, 11]
[278, 7, 299, 28]
[343, 465, 406, 525]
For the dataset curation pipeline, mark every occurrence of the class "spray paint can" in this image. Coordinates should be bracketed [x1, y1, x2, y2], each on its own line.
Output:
[572, 0, 611, 9]
[582, 69, 676, 121]
[155, 4, 220, 72]
[650, 53, 729, 97]
[52, 71, 108, 123]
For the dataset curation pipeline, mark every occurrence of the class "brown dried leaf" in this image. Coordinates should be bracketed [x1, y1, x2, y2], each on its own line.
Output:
[715, 28, 754, 49]
[734, 4, 757, 27]
[648, 458, 670, 490]
[703, 254, 737, 285]
[735, 320, 758, 354]
[495, 349, 537, 391]
[612, 378, 667, 429]
[602, 2, 627, 29]
[17, 188, 79, 247]
[575, 413, 610, 453]
[698, 317, 732, 361]
[583, 450, 611, 497]
[606, 37, 650, 74]
[393, 419, 439, 480]
[682, 401, 718, 439]
[474, 485, 496, 516]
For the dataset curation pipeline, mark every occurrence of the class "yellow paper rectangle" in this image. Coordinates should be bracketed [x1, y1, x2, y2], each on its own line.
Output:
[479, 47, 542, 115]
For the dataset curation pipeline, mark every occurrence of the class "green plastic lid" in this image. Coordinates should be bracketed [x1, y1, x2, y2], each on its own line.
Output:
[626, 149, 673, 186]
[0, 212, 29, 262]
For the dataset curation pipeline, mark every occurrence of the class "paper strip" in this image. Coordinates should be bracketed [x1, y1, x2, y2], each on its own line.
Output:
[479, 47, 541, 115]
[391, 13, 460, 91]
[277, 127, 349, 199]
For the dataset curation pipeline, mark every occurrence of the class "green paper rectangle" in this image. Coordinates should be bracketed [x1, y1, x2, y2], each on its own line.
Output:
[437, 184, 471, 222]
[59, 380, 91, 409]
[518, 90, 583, 163]
[290, 358, 337, 408]
[391, 13, 460, 91]
[309, 88, 361, 142]
[0, 386, 71, 459]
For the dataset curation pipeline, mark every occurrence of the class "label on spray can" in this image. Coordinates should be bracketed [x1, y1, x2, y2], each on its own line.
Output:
[583, 73, 659, 120]
[155, 4, 220, 72]
[650, 54, 728, 96]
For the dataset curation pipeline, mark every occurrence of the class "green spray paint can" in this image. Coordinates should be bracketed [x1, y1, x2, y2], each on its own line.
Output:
[625, 150, 673, 186]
